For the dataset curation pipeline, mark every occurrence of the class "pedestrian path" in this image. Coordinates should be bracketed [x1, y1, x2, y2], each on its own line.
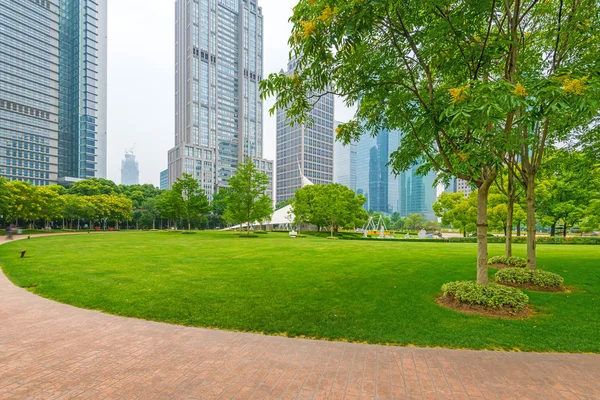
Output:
[0, 235, 598, 399]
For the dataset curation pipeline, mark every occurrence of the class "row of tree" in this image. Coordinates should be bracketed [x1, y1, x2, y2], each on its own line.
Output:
[434, 148, 600, 245]
[0, 160, 274, 233]
[263, 0, 600, 284]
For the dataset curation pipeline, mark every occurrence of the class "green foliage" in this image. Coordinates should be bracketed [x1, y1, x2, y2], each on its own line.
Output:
[292, 183, 368, 236]
[224, 160, 273, 233]
[404, 213, 428, 231]
[441, 281, 529, 311]
[496, 268, 565, 288]
[172, 173, 211, 230]
[433, 191, 477, 235]
[68, 178, 119, 196]
[488, 256, 527, 268]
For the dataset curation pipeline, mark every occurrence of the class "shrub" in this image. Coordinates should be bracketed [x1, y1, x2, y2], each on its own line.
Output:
[441, 281, 529, 311]
[488, 256, 526, 268]
[496, 268, 564, 288]
[255, 231, 269, 235]
[181, 231, 197, 235]
[238, 234, 259, 238]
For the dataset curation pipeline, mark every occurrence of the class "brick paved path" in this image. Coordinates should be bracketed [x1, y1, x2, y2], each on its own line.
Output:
[1, 237, 599, 399]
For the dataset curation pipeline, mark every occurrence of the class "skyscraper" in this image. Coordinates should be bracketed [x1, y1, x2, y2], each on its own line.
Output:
[333, 122, 356, 190]
[398, 166, 437, 221]
[0, 0, 59, 186]
[0, 0, 107, 187]
[121, 152, 139, 186]
[354, 128, 437, 219]
[58, 0, 108, 183]
[168, 0, 273, 199]
[355, 129, 399, 214]
[276, 59, 335, 204]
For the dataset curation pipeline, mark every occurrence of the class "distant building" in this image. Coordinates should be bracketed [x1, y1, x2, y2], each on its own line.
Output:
[168, 0, 273, 200]
[398, 166, 437, 221]
[121, 152, 139, 185]
[354, 128, 437, 219]
[333, 122, 357, 190]
[160, 169, 169, 190]
[276, 59, 335, 204]
[446, 178, 473, 197]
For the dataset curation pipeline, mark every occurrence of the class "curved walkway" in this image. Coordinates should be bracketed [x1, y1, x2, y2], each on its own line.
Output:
[0, 236, 599, 399]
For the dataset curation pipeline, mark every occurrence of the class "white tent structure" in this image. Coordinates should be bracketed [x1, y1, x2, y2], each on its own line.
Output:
[223, 172, 314, 230]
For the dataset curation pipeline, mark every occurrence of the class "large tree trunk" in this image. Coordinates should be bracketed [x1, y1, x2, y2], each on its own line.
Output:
[152, 218, 156, 230]
[477, 174, 495, 285]
[505, 169, 515, 258]
[526, 174, 537, 270]
[563, 223, 568, 238]
[550, 222, 556, 237]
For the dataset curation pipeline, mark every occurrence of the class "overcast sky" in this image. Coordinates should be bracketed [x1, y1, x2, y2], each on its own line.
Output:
[107, 0, 355, 186]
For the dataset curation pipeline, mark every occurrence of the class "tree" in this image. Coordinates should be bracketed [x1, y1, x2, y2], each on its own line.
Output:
[172, 173, 210, 230]
[404, 214, 428, 231]
[35, 186, 65, 228]
[292, 184, 368, 236]
[262, 1, 600, 283]
[537, 149, 599, 237]
[141, 198, 161, 230]
[156, 190, 183, 229]
[209, 188, 231, 229]
[5, 180, 37, 226]
[433, 192, 478, 237]
[68, 178, 118, 196]
[224, 160, 273, 234]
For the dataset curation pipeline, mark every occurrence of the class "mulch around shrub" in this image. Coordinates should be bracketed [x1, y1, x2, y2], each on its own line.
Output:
[436, 295, 533, 319]
[496, 281, 567, 293]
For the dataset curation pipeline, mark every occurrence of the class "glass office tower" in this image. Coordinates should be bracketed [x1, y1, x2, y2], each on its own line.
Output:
[354, 128, 437, 219]
[355, 129, 399, 214]
[168, 0, 273, 198]
[276, 59, 335, 204]
[333, 122, 356, 190]
[0, 0, 107, 186]
[58, 0, 108, 183]
[0, 0, 60, 185]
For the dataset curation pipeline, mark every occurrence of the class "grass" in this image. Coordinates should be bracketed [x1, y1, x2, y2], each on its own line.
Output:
[1, 231, 598, 353]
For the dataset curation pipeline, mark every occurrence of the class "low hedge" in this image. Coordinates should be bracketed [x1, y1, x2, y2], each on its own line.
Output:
[441, 281, 529, 311]
[238, 234, 259, 238]
[488, 256, 526, 268]
[447, 236, 600, 244]
[496, 268, 564, 288]
[181, 231, 198, 235]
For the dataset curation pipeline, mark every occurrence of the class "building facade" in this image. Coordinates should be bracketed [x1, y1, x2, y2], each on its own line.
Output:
[160, 169, 168, 190]
[0, 0, 107, 186]
[333, 122, 356, 190]
[445, 178, 473, 197]
[354, 128, 437, 219]
[276, 59, 334, 205]
[58, 0, 108, 183]
[168, 0, 272, 199]
[0, 0, 60, 186]
[121, 152, 139, 185]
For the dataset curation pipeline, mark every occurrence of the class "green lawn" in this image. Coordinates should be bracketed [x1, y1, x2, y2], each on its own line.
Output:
[1, 231, 598, 353]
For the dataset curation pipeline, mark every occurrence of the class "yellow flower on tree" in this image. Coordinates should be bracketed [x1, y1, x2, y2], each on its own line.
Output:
[562, 77, 588, 95]
[318, 5, 333, 21]
[300, 20, 317, 39]
[308, 0, 317, 5]
[513, 82, 527, 97]
[335, 126, 342, 135]
[449, 85, 469, 103]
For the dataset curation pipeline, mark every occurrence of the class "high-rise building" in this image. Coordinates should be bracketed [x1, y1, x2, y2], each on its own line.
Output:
[58, 0, 108, 183]
[168, 0, 273, 200]
[0, 0, 107, 187]
[398, 166, 437, 221]
[445, 178, 473, 197]
[0, 0, 60, 186]
[333, 122, 356, 190]
[276, 59, 335, 204]
[160, 169, 169, 190]
[355, 129, 399, 214]
[355, 128, 437, 219]
[121, 152, 139, 185]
